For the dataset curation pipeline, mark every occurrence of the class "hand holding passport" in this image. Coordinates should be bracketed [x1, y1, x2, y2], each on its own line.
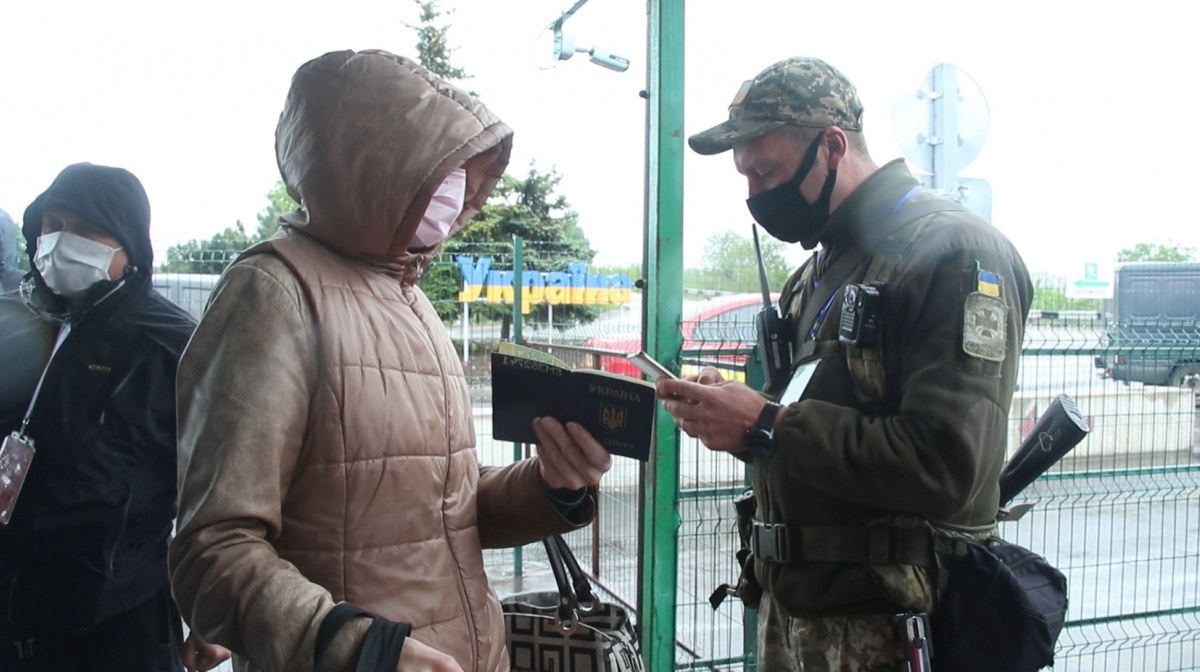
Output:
[491, 343, 656, 461]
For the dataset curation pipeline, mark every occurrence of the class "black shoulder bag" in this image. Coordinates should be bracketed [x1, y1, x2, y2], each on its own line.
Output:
[931, 538, 1068, 671]
[931, 395, 1089, 671]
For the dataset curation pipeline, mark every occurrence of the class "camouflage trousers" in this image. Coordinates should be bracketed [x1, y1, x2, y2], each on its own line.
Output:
[756, 592, 897, 672]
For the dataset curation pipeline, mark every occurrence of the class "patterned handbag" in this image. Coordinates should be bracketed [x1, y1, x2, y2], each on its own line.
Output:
[501, 535, 643, 672]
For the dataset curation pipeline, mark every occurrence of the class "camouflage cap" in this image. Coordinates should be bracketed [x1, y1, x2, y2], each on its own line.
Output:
[689, 56, 863, 155]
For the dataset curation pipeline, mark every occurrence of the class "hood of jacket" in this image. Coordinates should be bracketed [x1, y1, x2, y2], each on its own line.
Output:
[274, 49, 513, 268]
[19, 163, 154, 320]
[0, 208, 18, 274]
[22, 163, 154, 279]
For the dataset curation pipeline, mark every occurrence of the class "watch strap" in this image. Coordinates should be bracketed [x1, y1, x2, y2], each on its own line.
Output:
[756, 401, 784, 431]
[746, 402, 784, 459]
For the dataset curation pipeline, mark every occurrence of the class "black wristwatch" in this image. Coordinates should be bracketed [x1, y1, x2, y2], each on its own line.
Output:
[745, 401, 784, 459]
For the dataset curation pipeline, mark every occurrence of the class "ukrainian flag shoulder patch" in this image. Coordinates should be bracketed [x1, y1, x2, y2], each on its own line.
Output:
[976, 270, 1002, 298]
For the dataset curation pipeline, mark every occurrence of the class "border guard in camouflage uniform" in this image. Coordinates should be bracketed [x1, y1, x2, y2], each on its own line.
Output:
[658, 57, 1033, 670]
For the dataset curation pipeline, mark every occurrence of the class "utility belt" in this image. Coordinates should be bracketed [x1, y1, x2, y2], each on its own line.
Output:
[749, 520, 941, 568]
[711, 490, 966, 613]
[731, 517, 1066, 672]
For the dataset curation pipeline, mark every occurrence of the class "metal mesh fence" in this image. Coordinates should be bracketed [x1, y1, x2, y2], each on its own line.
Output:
[422, 243, 650, 640]
[469, 268, 1200, 671]
[481, 342, 645, 621]
[1007, 273, 1200, 671]
[157, 242, 1198, 671]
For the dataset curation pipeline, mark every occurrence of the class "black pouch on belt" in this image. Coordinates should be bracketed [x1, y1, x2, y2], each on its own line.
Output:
[710, 489, 763, 611]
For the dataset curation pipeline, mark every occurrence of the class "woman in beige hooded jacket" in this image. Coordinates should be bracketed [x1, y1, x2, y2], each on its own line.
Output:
[169, 50, 612, 672]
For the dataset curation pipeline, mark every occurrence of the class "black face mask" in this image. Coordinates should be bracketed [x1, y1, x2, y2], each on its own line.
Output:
[746, 132, 838, 250]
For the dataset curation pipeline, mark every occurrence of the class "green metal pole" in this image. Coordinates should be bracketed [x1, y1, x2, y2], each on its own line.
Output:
[513, 235, 524, 345]
[744, 349, 765, 661]
[743, 356, 761, 665]
[640, 1, 684, 669]
[512, 235, 524, 577]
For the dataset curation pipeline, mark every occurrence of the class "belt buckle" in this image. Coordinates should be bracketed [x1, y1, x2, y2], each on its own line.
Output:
[752, 522, 790, 563]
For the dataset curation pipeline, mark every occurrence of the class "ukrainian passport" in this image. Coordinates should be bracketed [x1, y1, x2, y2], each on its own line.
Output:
[490, 343, 655, 461]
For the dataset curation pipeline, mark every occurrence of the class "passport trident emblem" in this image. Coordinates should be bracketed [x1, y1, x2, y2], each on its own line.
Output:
[600, 404, 628, 432]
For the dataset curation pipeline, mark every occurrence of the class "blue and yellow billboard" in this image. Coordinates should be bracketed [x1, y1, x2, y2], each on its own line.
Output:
[455, 257, 633, 314]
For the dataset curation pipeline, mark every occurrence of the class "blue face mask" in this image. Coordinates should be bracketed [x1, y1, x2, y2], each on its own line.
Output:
[745, 131, 837, 250]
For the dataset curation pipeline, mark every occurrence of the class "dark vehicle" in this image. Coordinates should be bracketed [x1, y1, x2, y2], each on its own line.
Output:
[1095, 262, 1200, 398]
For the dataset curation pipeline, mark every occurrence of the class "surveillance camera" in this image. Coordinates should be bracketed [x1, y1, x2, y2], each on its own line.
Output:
[555, 33, 577, 61]
[588, 45, 630, 73]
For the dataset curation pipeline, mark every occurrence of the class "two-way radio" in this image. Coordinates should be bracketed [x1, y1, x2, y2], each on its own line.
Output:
[752, 225, 792, 396]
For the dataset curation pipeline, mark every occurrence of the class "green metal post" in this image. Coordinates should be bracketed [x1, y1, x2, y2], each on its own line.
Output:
[640, 1, 685, 669]
[512, 235, 524, 577]
[513, 235, 524, 345]
[742, 344, 762, 664]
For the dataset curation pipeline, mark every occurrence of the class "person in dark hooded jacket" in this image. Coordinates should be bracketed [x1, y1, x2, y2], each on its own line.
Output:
[0, 209, 24, 292]
[0, 163, 227, 671]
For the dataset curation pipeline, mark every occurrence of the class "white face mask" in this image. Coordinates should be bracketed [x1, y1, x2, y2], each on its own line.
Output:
[409, 168, 467, 250]
[33, 231, 122, 299]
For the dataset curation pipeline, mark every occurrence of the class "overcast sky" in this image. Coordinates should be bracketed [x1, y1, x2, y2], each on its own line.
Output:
[2, 0, 1197, 277]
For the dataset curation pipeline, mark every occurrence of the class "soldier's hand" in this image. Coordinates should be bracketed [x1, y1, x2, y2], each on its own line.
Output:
[656, 378, 769, 453]
[397, 638, 464, 672]
[683, 365, 725, 385]
[533, 417, 612, 490]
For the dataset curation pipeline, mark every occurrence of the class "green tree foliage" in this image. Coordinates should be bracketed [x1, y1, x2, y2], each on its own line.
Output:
[405, 1, 599, 330]
[164, 0, 603, 337]
[160, 180, 296, 274]
[405, 0, 470, 84]
[692, 230, 790, 294]
[12, 228, 29, 272]
[160, 221, 255, 274]
[593, 262, 641, 278]
[1030, 279, 1102, 313]
[1117, 241, 1198, 262]
[255, 179, 297, 240]
[1028, 242, 1197, 316]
